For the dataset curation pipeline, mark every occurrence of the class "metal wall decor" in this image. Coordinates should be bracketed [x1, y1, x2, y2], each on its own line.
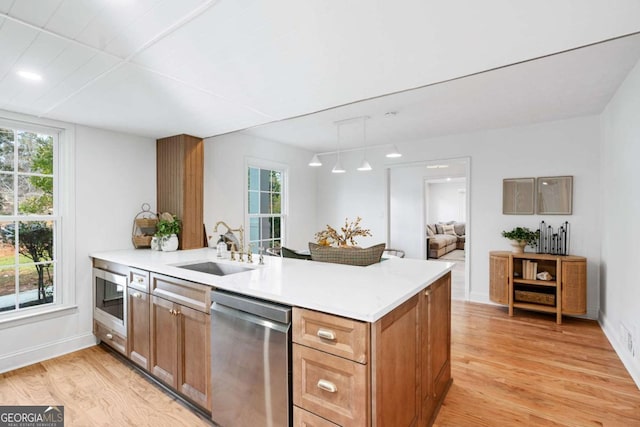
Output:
[536, 220, 570, 255]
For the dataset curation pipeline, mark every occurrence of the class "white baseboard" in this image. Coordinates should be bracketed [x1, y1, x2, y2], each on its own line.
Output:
[599, 310, 640, 390]
[0, 333, 97, 374]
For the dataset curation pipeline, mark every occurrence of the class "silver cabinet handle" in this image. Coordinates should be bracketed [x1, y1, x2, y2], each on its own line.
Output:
[317, 379, 337, 393]
[317, 328, 336, 341]
[133, 292, 142, 299]
[136, 277, 144, 283]
[106, 333, 113, 340]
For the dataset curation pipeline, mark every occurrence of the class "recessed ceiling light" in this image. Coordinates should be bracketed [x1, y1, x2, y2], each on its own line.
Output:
[17, 70, 42, 82]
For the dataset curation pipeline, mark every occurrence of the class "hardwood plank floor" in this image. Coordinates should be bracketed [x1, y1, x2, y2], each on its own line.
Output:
[0, 346, 211, 426]
[435, 302, 640, 426]
[1, 301, 638, 426]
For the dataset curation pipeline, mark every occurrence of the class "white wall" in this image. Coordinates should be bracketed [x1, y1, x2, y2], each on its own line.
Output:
[600, 59, 640, 387]
[0, 121, 156, 373]
[317, 116, 602, 317]
[204, 132, 317, 250]
[428, 181, 466, 224]
[315, 150, 388, 248]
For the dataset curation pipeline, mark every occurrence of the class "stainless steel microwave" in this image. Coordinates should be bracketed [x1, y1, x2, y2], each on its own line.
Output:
[93, 267, 127, 336]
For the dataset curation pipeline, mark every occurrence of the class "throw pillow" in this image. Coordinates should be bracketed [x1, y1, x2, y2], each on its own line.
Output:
[435, 224, 444, 234]
[443, 224, 456, 236]
[453, 223, 465, 236]
[426, 227, 435, 237]
[281, 247, 311, 260]
[427, 224, 437, 235]
[308, 242, 385, 266]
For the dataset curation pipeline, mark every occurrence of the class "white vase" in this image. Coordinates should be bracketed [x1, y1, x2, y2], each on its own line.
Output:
[150, 236, 161, 251]
[162, 234, 179, 252]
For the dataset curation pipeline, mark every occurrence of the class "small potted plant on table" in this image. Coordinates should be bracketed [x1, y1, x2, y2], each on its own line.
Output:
[501, 226, 538, 253]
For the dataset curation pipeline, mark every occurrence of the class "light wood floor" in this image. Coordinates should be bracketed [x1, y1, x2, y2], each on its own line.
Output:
[435, 302, 640, 426]
[1, 302, 638, 426]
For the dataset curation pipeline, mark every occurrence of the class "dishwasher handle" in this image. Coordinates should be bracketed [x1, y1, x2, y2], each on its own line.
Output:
[211, 302, 291, 334]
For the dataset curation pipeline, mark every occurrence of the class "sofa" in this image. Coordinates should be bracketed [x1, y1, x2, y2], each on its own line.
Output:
[427, 222, 465, 259]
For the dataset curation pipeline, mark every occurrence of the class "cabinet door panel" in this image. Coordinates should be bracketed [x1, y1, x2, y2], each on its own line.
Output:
[150, 295, 178, 388]
[421, 273, 452, 425]
[562, 260, 587, 314]
[490, 254, 509, 304]
[128, 289, 150, 370]
[178, 304, 211, 411]
[372, 295, 420, 427]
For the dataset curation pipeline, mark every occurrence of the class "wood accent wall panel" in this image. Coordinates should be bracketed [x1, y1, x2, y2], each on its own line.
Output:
[157, 134, 204, 249]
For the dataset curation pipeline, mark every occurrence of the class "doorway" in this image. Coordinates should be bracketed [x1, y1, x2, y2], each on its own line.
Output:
[387, 157, 470, 300]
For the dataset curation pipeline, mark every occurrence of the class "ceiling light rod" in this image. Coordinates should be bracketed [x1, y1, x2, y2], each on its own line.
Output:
[314, 143, 398, 157]
[333, 115, 370, 125]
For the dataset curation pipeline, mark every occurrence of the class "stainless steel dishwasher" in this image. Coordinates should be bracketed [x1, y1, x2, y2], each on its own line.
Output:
[210, 290, 292, 427]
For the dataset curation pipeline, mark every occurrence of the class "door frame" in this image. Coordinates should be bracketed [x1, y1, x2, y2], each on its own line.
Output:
[386, 156, 471, 300]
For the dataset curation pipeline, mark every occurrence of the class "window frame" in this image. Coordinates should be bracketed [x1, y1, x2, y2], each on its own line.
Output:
[0, 114, 76, 326]
[244, 158, 288, 253]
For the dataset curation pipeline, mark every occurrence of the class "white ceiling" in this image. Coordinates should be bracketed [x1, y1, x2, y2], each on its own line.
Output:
[1, 0, 640, 149]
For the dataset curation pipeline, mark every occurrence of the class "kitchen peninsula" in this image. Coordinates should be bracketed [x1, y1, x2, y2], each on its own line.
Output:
[91, 248, 453, 426]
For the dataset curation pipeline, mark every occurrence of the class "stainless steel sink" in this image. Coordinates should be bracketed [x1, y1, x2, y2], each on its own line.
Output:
[176, 261, 253, 276]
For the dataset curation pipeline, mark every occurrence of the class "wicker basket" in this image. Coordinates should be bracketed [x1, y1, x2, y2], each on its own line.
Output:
[515, 290, 555, 306]
[132, 235, 153, 249]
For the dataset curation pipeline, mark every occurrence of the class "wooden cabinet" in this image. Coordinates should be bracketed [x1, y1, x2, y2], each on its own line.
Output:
[293, 272, 451, 427]
[149, 273, 211, 411]
[94, 320, 127, 356]
[128, 268, 150, 370]
[156, 134, 204, 250]
[420, 273, 452, 425]
[489, 251, 586, 324]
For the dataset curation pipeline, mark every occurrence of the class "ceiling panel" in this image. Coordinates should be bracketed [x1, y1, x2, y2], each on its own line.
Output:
[0, 18, 39, 79]
[1, 0, 62, 28]
[24, 53, 120, 114]
[43, 0, 105, 40]
[99, 0, 210, 59]
[46, 63, 272, 138]
[0, 1, 639, 142]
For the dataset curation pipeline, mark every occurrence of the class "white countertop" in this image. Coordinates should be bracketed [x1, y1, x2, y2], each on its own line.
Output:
[90, 248, 453, 322]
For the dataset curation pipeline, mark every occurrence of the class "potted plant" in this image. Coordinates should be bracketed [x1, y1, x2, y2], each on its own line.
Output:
[155, 212, 181, 251]
[501, 226, 539, 253]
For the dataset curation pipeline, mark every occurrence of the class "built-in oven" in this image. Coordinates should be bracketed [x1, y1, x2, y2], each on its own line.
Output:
[93, 266, 128, 337]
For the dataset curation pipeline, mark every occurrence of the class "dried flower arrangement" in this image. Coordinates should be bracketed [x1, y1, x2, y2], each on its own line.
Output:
[315, 216, 372, 247]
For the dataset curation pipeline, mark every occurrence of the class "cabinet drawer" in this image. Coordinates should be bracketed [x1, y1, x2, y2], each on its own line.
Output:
[293, 344, 369, 427]
[151, 273, 210, 313]
[293, 308, 369, 363]
[129, 268, 149, 293]
[94, 320, 127, 356]
[294, 406, 340, 427]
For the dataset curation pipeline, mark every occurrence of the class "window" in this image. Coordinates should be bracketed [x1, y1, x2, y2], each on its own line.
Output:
[0, 125, 57, 314]
[247, 166, 284, 252]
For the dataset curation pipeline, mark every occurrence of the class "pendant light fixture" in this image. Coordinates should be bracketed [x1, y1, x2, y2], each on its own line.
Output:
[357, 116, 372, 171]
[385, 145, 402, 158]
[308, 154, 322, 167]
[332, 123, 346, 173]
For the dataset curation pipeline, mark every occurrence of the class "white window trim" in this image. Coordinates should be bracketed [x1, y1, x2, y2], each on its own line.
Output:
[0, 111, 76, 327]
[244, 157, 289, 249]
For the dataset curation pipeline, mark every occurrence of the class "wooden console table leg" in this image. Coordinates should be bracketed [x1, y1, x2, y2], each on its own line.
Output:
[556, 259, 562, 325]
